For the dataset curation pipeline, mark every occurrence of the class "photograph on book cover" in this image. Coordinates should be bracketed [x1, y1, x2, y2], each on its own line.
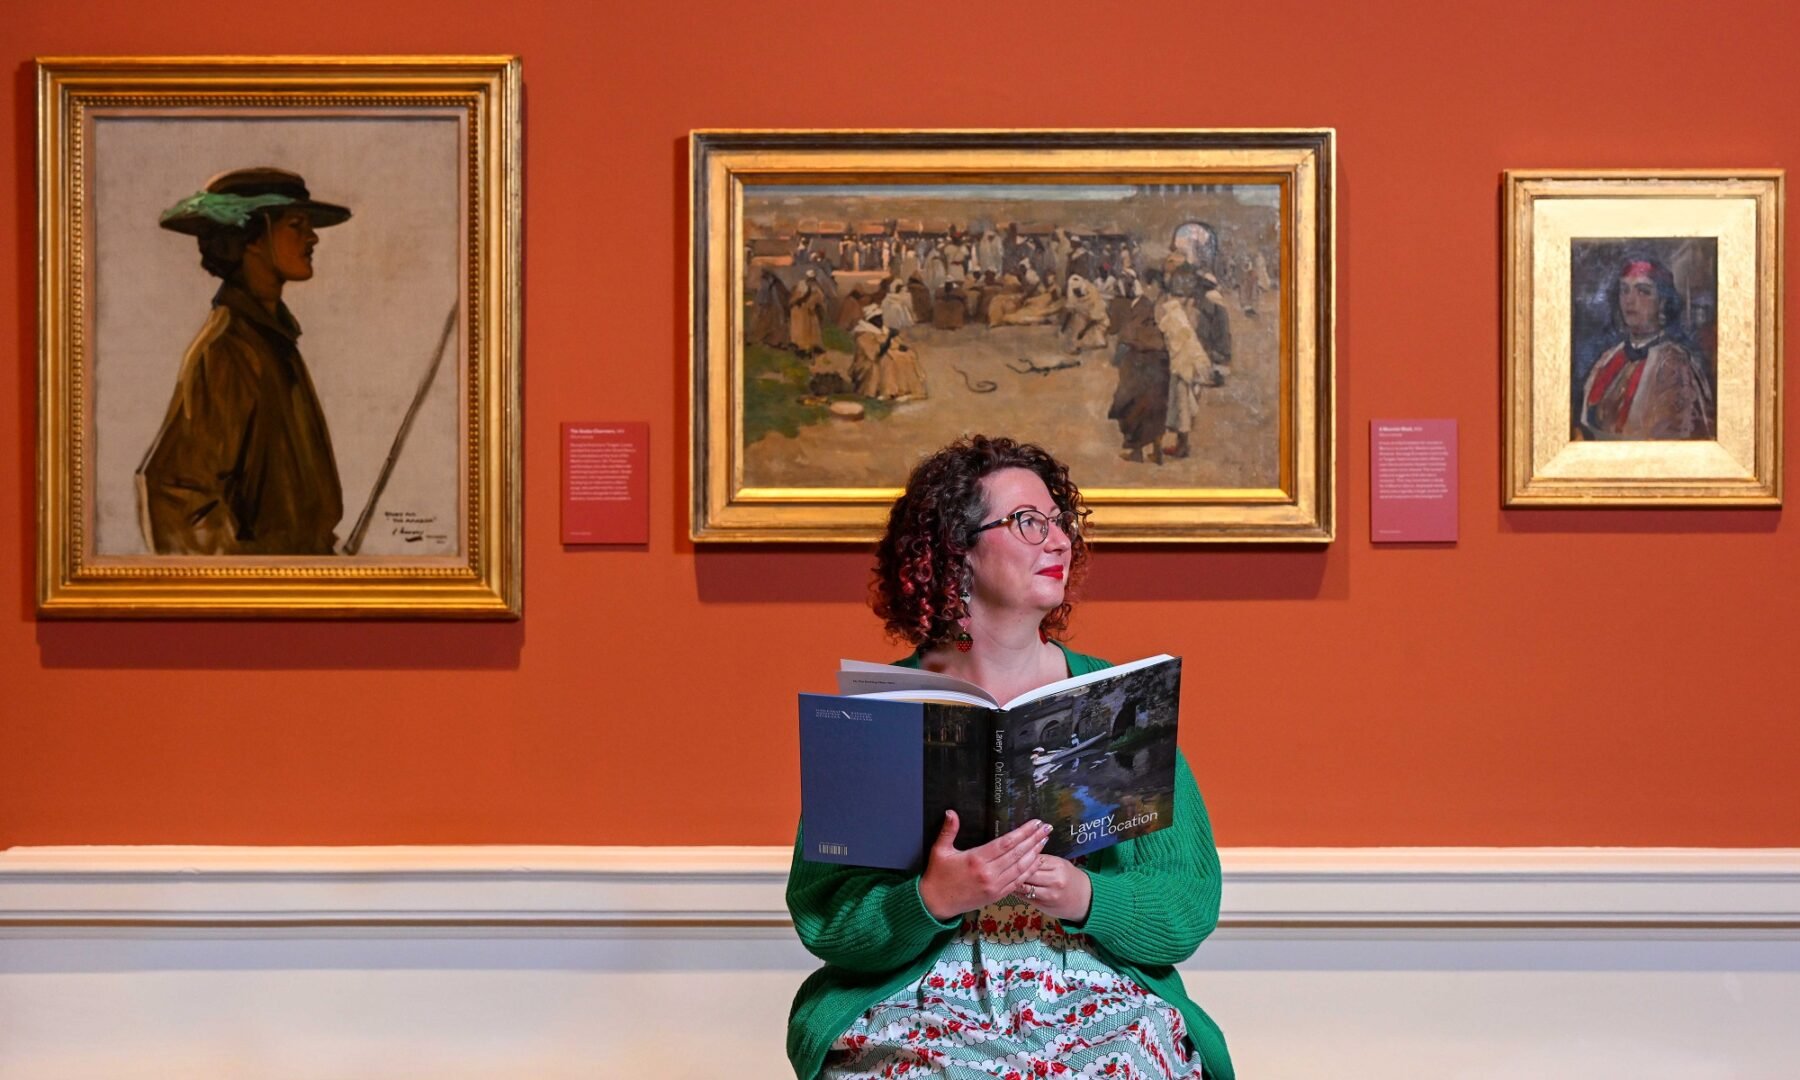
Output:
[1504, 170, 1782, 506]
[692, 130, 1335, 542]
[37, 57, 521, 617]
[924, 659, 1181, 860]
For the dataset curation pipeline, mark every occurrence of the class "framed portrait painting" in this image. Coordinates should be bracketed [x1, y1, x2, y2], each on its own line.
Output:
[37, 56, 522, 617]
[690, 130, 1335, 542]
[1504, 170, 1782, 506]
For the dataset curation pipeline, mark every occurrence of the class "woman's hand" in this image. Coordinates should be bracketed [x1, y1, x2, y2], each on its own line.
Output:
[1021, 853, 1092, 923]
[918, 811, 1052, 921]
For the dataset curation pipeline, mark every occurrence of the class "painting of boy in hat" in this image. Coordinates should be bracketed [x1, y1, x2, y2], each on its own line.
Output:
[137, 167, 351, 555]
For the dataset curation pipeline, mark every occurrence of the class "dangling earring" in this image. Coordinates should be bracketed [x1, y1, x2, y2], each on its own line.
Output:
[955, 572, 974, 652]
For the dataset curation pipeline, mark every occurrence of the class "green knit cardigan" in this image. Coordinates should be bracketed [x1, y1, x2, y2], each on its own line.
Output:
[785, 645, 1234, 1079]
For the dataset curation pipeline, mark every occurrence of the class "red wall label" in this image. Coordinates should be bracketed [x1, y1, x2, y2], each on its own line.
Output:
[562, 422, 648, 544]
[1370, 419, 1457, 543]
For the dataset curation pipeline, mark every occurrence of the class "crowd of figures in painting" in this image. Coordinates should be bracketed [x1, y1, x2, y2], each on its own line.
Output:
[745, 205, 1274, 465]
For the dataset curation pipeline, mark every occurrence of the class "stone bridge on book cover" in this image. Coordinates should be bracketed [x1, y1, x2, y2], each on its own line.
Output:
[1017, 697, 1143, 752]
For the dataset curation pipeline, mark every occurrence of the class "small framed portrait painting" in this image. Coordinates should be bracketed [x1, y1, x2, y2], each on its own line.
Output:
[1504, 171, 1782, 506]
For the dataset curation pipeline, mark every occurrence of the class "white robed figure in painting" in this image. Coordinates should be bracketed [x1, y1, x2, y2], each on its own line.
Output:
[1060, 274, 1111, 353]
[850, 306, 927, 402]
[1156, 286, 1211, 460]
[880, 278, 917, 331]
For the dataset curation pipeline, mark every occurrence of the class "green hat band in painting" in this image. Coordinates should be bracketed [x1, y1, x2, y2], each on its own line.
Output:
[159, 191, 296, 230]
[159, 167, 352, 237]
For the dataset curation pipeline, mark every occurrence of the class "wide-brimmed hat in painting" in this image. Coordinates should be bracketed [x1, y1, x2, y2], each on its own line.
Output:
[158, 167, 352, 236]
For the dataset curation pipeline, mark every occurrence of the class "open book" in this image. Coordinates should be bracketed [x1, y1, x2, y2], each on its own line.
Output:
[799, 654, 1180, 870]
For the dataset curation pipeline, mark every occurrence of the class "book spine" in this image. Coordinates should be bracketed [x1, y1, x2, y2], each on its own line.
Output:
[990, 710, 1006, 842]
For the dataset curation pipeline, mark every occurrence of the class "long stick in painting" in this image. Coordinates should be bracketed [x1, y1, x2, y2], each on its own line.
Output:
[344, 304, 459, 555]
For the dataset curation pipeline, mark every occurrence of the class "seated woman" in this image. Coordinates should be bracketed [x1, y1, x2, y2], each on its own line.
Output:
[786, 435, 1233, 1080]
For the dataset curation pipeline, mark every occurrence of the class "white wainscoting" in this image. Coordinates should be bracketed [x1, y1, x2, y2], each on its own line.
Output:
[3, 847, 1799, 1079]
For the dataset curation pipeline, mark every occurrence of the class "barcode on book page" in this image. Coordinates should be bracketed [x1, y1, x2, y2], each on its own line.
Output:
[816, 842, 849, 856]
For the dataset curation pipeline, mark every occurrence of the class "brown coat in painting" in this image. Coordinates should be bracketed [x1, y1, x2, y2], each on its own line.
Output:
[1108, 295, 1170, 450]
[906, 275, 935, 324]
[137, 283, 344, 555]
[789, 277, 827, 352]
[933, 282, 967, 329]
[748, 270, 791, 347]
[850, 323, 927, 401]
[836, 287, 875, 331]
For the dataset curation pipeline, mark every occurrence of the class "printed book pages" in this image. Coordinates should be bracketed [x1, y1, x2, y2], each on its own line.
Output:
[799, 655, 1180, 870]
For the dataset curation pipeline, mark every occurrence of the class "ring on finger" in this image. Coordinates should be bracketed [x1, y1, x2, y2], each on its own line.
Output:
[1024, 884, 1036, 901]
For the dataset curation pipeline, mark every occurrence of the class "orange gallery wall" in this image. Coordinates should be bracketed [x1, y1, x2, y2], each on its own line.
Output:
[3, 0, 1796, 849]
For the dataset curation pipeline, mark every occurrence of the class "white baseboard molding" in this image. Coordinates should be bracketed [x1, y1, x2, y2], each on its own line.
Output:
[5, 847, 1800, 1079]
[2, 845, 1798, 929]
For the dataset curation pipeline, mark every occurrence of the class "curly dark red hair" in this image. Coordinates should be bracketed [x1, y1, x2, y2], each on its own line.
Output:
[872, 435, 1090, 647]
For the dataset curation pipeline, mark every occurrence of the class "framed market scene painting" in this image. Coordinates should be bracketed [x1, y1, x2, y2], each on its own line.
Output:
[691, 129, 1336, 543]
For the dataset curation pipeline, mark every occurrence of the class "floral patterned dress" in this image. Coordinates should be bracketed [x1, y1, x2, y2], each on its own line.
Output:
[820, 891, 1203, 1080]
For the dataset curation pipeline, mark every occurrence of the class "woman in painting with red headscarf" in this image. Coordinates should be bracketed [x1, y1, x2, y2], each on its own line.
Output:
[1576, 256, 1715, 441]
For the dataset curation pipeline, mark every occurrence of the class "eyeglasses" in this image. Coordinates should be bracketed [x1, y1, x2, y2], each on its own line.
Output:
[971, 507, 1083, 545]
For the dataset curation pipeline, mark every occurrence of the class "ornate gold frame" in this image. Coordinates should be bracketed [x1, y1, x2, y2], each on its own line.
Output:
[1503, 170, 1783, 506]
[37, 56, 522, 617]
[690, 130, 1335, 543]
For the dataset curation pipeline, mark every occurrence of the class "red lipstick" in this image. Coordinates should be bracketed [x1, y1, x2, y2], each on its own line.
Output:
[1037, 566, 1065, 580]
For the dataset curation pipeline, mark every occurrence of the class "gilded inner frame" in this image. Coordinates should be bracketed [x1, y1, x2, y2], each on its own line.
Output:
[691, 130, 1336, 543]
[37, 56, 522, 617]
[1503, 171, 1783, 506]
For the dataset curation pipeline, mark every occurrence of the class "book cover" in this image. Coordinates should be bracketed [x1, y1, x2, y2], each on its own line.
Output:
[799, 656, 1181, 870]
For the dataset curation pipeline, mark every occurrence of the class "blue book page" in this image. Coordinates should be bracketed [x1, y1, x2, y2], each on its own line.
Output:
[798, 694, 925, 871]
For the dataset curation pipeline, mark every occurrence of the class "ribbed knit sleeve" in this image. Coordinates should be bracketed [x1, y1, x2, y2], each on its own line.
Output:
[1060, 751, 1220, 967]
[785, 822, 960, 973]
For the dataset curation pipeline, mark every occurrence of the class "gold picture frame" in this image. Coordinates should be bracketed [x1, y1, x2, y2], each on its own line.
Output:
[690, 129, 1335, 542]
[37, 56, 522, 617]
[1503, 170, 1782, 506]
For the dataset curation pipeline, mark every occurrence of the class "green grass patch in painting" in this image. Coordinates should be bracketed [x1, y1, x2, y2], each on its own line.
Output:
[743, 341, 892, 446]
